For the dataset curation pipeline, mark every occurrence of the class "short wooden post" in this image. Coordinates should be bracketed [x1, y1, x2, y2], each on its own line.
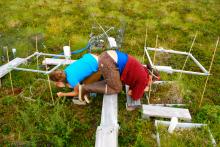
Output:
[0, 78, 2, 88]
[148, 35, 158, 103]
[199, 37, 219, 107]
[6, 47, 14, 95]
[95, 94, 119, 147]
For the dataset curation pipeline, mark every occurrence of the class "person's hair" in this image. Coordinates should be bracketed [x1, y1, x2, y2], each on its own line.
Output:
[146, 64, 160, 81]
[49, 69, 66, 82]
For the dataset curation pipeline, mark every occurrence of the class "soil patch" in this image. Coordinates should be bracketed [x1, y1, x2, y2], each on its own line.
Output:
[150, 82, 183, 104]
[0, 88, 22, 97]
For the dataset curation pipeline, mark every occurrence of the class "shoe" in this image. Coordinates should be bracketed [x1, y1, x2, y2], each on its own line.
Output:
[126, 106, 136, 111]
[72, 99, 86, 105]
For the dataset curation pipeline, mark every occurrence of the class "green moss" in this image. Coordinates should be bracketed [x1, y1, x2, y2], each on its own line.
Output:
[0, 0, 220, 146]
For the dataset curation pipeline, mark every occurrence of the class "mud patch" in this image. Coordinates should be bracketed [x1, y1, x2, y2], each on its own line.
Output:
[0, 88, 22, 97]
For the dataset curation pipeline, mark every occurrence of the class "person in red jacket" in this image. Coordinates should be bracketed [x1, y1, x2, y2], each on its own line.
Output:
[79, 50, 160, 107]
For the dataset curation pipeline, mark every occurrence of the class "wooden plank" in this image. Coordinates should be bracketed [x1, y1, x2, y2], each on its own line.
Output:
[95, 126, 119, 147]
[95, 94, 119, 147]
[126, 85, 141, 108]
[101, 94, 118, 126]
[42, 58, 75, 65]
[0, 58, 26, 78]
[142, 105, 191, 121]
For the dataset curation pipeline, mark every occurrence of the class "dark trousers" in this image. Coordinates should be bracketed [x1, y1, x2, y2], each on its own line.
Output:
[83, 52, 122, 94]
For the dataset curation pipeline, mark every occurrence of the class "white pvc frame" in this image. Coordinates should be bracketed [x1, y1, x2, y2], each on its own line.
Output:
[145, 47, 209, 76]
[155, 120, 216, 147]
[12, 52, 67, 74]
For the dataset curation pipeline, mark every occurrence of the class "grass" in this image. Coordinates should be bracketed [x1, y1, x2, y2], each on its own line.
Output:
[158, 125, 213, 147]
[0, 0, 220, 146]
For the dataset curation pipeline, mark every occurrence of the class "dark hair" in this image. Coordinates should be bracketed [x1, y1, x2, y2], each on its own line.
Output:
[49, 69, 66, 82]
[146, 64, 160, 81]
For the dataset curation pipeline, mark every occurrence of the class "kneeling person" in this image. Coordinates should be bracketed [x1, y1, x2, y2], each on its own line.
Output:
[49, 53, 100, 102]
[81, 50, 160, 108]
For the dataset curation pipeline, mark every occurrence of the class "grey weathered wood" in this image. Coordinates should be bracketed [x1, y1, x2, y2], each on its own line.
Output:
[0, 58, 26, 78]
[95, 126, 119, 147]
[100, 94, 118, 126]
[42, 58, 75, 65]
[142, 105, 191, 121]
[95, 94, 119, 147]
[148, 104, 185, 107]
[126, 85, 141, 109]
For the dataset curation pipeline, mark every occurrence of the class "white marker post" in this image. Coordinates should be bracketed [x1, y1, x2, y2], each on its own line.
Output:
[108, 37, 117, 49]
[63, 46, 71, 60]
[12, 48, 16, 59]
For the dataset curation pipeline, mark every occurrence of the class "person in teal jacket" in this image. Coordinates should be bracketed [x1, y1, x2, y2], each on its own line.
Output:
[49, 53, 100, 100]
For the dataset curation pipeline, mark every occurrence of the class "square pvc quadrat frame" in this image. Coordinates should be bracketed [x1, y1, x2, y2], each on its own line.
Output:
[144, 47, 210, 76]
[155, 120, 216, 147]
[12, 52, 67, 75]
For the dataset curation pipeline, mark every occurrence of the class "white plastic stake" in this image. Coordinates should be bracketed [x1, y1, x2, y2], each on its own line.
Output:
[108, 37, 117, 48]
[168, 117, 178, 133]
[63, 46, 71, 59]
[12, 48, 16, 58]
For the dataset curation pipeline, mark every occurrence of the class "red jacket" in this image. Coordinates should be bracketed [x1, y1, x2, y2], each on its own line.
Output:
[121, 55, 149, 100]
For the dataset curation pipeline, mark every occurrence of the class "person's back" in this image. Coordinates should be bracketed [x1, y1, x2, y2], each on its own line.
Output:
[65, 53, 98, 88]
[107, 50, 149, 100]
[120, 55, 149, 100]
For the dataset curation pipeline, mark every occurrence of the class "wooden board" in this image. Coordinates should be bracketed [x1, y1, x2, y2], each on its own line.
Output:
[42, 58, 75, 65]
[100, 94, 118, 126]
[126, 85, 141, 108]
[95, 94, 119, 147]
[0, 58, 26, 78]
[142, 105, 191, 121]
[95, 126, 119, 147]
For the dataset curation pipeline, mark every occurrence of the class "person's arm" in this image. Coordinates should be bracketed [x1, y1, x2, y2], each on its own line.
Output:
[128, 89, 132, 96]
[57, 85, 79, 97]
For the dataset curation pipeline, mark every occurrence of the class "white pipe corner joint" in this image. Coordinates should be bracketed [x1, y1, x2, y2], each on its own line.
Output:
[168, 117, 178, 134]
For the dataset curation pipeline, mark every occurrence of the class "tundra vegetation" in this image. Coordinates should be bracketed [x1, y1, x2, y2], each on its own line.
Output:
[0, 0, 220, 146]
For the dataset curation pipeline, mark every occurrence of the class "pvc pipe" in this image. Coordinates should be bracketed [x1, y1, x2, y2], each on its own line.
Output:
[146, 47, 189, 55]
[168, 117, 178, 133]
[172, 69, 210, 76]
[149, 104, 185, 107]
[155, 120, 216, 147]
[153, 66, 173, 73]
[39, 52, 66, 57]
[13, 67, 48, 74]
[188, 53, 209, 74]
[46, 63, 63, 74]
[153, 81, 177, 85]
[144, 47, 209, 76]
[25, 52, 39, 61]
[144, 47, 153, 66]
[155, 120, 206, 128]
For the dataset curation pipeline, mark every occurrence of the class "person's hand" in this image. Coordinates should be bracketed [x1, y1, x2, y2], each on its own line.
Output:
[127, 90, 132, 96]
[57, 92, 64, 97]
